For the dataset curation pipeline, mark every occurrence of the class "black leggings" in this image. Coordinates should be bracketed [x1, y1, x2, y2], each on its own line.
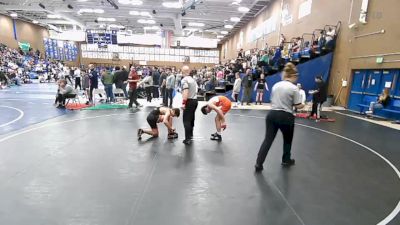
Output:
[145, 87, 152, 102]
[75, 77, 81, 90]
[256, 110, 295, 165]
[310, 100, 324, 118]
[183, 99, 198, 140]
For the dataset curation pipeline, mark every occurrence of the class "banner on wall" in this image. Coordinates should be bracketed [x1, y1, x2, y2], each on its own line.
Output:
[298, 0, 312, 19]
[281, 2, 293, 26]
[18, 42, 30, 53]
[248, 16, 277, 43]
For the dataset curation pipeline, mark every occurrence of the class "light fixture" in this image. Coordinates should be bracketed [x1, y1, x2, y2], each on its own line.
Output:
[217, 35, 224, 38]
[230, 17, 240, 22]
[238, 6, 250, 12]
[188, 22, 205, 27]
[162, 1, 182, 9]
[138, 19, 156, 24]
[10, 13, 18, 18]
[108, 24, 124, 29]
[32, 20, 39, 24]
[78, 8, 104, 14]
[144, 26, 160, 30]
[224, 24, 233, 29]
[97, 17, 116, 22]
[47, 14, 61, 19]
[221, 31, 228, 35]
[118, 0, 143, 5]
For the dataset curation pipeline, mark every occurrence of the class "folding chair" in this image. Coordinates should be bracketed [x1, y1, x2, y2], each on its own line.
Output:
[92, 88, 106, 106]
[65, 89, 80, 107]
[113, 88, 126, 104]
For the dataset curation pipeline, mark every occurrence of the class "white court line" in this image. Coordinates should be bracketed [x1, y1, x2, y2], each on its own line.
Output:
[0, 106, 24, 128]
[230, 113, 400, 225]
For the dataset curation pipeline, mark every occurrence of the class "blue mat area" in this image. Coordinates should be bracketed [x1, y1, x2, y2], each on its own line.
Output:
[0, 83, 67, 135]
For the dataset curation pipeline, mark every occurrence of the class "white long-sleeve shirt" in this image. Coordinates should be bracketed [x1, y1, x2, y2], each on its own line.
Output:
[233, 78, 242, 93]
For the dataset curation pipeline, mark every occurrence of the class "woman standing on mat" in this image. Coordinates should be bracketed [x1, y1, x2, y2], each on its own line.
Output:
[255, 63, 304, 172]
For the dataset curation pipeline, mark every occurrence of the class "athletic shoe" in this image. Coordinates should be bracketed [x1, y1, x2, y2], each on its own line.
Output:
[365, 110, 372, 114]
[281, 159, 295, 166]
[254, 164, 263, 172]
[210, 133, 222, 141]
[137, 129, 143, 140]
[183, 139, 192, 145]
[168, 133, 178, 139]
[211, 132, 218, 137]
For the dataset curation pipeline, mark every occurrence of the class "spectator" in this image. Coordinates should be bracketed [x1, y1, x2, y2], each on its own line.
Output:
[82, 70, 90, 101]
[152, 67, 161, 98]
[297, 83, 306, 105]
[309, 76, 327, 119]
[121, 66, 129, 98]
[113, 66, 125, 95]
[160, 69, 167, 102]
[88, 64, 99, 104]
[366, 88, 391, 114]
[254, 74, 268, 105]
[241, 69, 253, 105]
[232, 72, 242, 107]
[140, 73, 153, 102]
[127, 67, 142, 108]
[165, 72, 176, 108]
[74, 67, 81, 90]
[101, 69, 114, 103]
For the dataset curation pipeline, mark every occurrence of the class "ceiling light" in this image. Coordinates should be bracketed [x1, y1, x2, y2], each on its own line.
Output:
[184, 28, 198, 32]
[78, 9, 104, 14]
[97, 17, 116, 22]
[221, 31, 228, 35]
[224, 24, 233, 29]
[163, 2, 182, 9]
[10, 13, 17, 18]
[32, 20, 39, 24]
[109, 24, 124, 29]
[140, 12, 151, 17]
[188, 22, 204, 27]
[94, 9, 105, 13]
[118, 0, 143, 5]
[217, 35, 224, 38]
[230, 17, 240, 22]
[47, 14, 61, 19]
[144, 26, 160, 30]
[138, 19, 156, 24]
[238, 6, 250, 12]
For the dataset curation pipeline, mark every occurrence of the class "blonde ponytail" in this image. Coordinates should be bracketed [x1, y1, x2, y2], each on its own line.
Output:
[283, 62, 298, 79]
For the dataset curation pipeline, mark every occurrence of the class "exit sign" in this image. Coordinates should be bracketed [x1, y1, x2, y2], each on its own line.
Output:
[376, 57, 384, 64]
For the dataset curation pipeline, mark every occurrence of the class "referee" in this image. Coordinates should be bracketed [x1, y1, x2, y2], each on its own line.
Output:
[181, 66, 198, 145]
[255, 63, 305, 172]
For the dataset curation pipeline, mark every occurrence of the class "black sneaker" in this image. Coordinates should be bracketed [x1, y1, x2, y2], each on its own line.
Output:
[168, 133, 178, 139]
[281, 159, 295, 166]
[183, 139, 192, 145]
[254, 164, 263, 172]
[137, 129, 143, 140]
[210, 133, 222, 141]
[210, 132, 218, 137]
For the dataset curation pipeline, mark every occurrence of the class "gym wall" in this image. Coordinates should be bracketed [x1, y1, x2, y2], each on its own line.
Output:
[221, 0, 400, 106]
[0, 14, 49, 54]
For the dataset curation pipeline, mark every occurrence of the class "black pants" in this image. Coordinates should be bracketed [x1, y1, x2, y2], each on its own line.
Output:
[153, 86, 159, 98]
[163, 88, 174, 107]
[55, 93, 76, 105]
[256, 110, 295, 165]
[145, 86, 152, 102]
[75, 77, 81, 90]
[310, 100, 324, 118]
[183, 99, 198, 140]
[65, 75, 73, 85]
[128, 89, 139, 107]
[234, 93, 239, 102]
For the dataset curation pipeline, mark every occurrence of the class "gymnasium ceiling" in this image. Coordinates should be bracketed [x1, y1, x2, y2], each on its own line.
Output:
[0, 0, 270, 41]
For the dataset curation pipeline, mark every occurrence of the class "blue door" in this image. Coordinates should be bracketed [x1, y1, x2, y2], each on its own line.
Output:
[364, 70, 382, 95]
[394, 70, 400, 98]
[348, 70, 367, 111]
[380, 70, 396, 95]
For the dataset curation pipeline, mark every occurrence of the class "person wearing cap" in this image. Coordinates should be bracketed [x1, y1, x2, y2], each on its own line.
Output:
[181, 65, 198, 145]
[201, 95, 232, 141]
[255, 63, 305, 172]
[127, 66, 142, 108]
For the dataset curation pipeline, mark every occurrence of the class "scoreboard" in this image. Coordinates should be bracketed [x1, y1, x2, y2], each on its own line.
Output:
[86, 30, 118, 47]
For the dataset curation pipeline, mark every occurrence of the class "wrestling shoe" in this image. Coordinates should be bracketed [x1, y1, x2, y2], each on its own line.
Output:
[254, 164, 263, 172]
[210, 133, 222, 141]
[168, 132, 179, 139]
[137, 129, 143, 140]
[281, 159, 295, 167]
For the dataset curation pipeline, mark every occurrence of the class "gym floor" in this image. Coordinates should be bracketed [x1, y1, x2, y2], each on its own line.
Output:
[0, 84, 399, 225]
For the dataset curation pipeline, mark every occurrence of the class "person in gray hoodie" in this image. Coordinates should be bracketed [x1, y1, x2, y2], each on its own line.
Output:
[232, 72, 242, 107]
